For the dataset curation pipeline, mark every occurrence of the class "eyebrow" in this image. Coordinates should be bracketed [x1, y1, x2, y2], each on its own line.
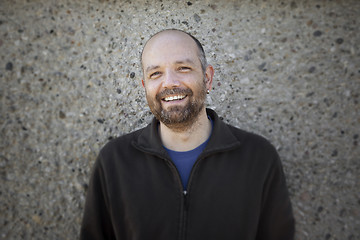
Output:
[145, 59, 196, 74]
[146, 65, 160, 74]
[175, 59, 196, 65]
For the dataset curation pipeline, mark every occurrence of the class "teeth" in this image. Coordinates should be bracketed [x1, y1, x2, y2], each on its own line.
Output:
[164, 95, 186, 102]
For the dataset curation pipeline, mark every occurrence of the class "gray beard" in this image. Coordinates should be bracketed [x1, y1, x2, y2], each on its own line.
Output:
[147, 85, 207, 131]
[159, 100, 204, 131]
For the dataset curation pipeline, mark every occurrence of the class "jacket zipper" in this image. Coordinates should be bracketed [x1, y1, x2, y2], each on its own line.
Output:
[131, 144, 187, 240]
[135, 144, 241, 240]
[179, 154, 208, 240]
[182, 190, 189, 240]
[179, 153, 214, 239]
[160, 157, 189, 240]
[171, 154, 213, 240]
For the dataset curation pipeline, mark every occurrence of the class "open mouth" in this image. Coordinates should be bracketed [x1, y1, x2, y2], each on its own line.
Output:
[162, 94, 187, 102]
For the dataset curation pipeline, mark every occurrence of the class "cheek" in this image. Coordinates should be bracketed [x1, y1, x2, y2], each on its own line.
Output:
[145, 79, 161, 91]
[144, 83, 156, 96]
[145, 84, 160, 104]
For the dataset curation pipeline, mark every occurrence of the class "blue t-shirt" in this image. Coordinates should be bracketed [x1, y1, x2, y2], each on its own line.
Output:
[164, 117, 213, 190]
[164, 140, 208, 190]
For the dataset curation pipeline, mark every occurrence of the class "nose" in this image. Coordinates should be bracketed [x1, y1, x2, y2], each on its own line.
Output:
[162, 69, 180, 89]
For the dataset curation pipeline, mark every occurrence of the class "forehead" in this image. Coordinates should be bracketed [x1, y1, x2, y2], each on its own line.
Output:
[142, 31, 200, 69]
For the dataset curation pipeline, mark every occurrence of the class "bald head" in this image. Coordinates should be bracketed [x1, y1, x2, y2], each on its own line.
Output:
[141, 29, 208, 76]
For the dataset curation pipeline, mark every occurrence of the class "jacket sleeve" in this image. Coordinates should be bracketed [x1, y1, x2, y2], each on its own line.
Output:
[256, 149, 295, 240]
[80, 155, 116, 240]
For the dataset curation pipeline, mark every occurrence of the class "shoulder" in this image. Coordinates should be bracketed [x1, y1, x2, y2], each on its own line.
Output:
[98, 127, 145, 159]
[226, 125, 285, 181]
[208, 108, 278, 157]
[226, 124, 280, 160]
[229, 124, 275, 148]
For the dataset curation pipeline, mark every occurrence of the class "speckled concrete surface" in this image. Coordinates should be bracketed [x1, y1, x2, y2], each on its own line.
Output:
[1, 0, 359, 239]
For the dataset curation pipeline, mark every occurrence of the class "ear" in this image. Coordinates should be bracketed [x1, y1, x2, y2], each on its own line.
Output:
[205, 65, 214, 92]
[141, 79, 145, 88]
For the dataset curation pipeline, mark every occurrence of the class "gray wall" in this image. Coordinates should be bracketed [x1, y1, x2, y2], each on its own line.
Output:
[1, 0, 359, 239]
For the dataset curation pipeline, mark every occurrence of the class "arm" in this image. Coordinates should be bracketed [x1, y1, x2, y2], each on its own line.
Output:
[256, 151, 295, 240]
[80, 156, 116, 240]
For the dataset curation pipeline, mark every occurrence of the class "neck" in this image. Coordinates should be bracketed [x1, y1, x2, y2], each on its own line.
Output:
[159, 108, 211, 151]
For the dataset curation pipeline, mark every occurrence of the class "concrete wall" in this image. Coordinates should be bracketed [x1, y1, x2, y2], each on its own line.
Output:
[1, 0, 359, 239]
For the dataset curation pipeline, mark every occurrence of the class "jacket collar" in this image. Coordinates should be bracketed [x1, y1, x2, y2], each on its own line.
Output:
[132, 108, 243, 157]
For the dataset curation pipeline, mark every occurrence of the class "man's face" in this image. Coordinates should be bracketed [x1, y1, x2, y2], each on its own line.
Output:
[142, 31, 209, 130]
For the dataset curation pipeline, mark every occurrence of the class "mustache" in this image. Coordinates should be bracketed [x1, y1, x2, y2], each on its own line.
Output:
[156, 88, 193, 101]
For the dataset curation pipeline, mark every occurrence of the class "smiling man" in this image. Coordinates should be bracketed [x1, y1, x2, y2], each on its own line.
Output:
[141, 30, 214, 151]
[80, 29, 295, 240]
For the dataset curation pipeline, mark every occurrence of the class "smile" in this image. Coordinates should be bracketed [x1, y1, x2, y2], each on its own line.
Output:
[163, 95, 186, 102]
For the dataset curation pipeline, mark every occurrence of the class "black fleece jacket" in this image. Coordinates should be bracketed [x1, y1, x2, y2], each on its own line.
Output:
[80, 109, 295, 240]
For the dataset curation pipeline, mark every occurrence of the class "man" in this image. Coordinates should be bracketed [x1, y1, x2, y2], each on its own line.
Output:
[80, 29, 295, 240]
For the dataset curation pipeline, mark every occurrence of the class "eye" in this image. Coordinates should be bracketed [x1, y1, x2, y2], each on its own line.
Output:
[178, 66, 191, 72]
[149, 71, 161, 78]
